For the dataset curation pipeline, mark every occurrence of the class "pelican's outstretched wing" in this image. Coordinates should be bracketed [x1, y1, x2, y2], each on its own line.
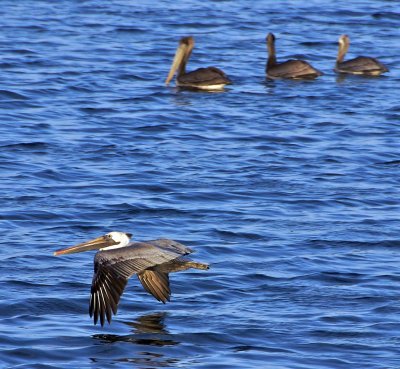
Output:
[90, 240, 190, 326]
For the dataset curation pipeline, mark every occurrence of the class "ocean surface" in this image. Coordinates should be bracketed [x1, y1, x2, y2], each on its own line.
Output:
[1, 0, 399, 368]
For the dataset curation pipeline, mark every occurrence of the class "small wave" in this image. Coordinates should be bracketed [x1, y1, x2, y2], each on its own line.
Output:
[1, 142, 48, 150]
[113, 27, 145, 34]
[372, 12, 400, 20]
[79, 107, 117, 114]
[376, 159, 400, 165]
[0, 90, 28, 100]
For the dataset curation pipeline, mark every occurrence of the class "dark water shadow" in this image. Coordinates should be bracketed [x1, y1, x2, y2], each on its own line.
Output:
[124, 311, 170, 334]
[335, 73, 387, 84]
[263, 76, 323, 85]
[91, 312, 181, 367]
[93, 312, 179, 347]
[166, 85, 231, 107]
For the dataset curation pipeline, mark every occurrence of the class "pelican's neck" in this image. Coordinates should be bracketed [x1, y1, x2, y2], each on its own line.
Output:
[337, 37, 349, 64]
[267, 38, 277, 70]
[165, 41, 192, 85]
[177, 43, 193, 78]
[177, 56, 186, 77]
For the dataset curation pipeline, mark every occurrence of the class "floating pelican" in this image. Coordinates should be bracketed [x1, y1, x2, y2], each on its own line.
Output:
[54, 231, 209, 326]
[335, 34, 388, 76]
[165, 36, 231, 90]
[266, 33, 322, 79]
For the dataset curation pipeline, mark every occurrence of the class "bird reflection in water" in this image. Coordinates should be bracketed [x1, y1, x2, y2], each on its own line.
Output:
[125, 312, 169, 335]
[93, 312, 177, 346]
[92, 312, 181, 367]
[335, 73, 384, 84]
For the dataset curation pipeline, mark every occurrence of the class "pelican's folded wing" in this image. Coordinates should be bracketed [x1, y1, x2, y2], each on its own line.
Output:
[179, 67, 231, 86]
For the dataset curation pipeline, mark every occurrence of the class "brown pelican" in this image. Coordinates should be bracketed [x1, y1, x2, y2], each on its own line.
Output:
[266, 33, 322, 79]
[165, 36, 231, 90]
[54, 231, 209, 326]
[335, 34, 388, 75]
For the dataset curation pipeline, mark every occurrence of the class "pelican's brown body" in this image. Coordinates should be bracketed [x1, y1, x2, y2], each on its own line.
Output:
[266, 33, 322, 79]
[165, 36, 231, 90]
[335, 35, 388, 76]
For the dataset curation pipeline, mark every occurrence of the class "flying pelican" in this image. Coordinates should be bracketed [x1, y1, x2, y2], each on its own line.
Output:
[266, 33, 322, 79]
[54, 231, 209, 326]
[334, 34, 388, 75]
[165, 36, 231, 90]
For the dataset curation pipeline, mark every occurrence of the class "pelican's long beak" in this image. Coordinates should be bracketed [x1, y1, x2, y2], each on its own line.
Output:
[54, 236, 117, 256]
[165, 44, 187, 85]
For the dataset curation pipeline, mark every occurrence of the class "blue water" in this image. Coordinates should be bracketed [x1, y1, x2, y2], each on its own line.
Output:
[1, 0, 400, 368]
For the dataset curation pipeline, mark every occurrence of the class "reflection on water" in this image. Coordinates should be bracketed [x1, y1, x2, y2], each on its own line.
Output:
[92, 312, 181, 367]
[93, 312, 178, 346]
[335, 73, 385, 84]
[115, 355, 181, 367]
[124, 312, 169, 334]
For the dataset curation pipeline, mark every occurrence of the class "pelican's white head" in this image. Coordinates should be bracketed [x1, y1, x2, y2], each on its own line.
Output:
[101, 231, 132, 250]
[338, 34, 350, 49]
[54, 231, 133, 256]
